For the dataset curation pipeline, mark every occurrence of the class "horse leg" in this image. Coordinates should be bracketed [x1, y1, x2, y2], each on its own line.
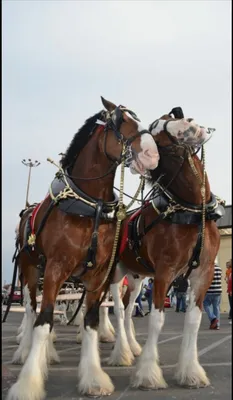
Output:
[76, 308, 84, 343]
[50, 327, 57, 342]
[78, 290, 114, 396]
[12, 267, 38, 364]
[98, 305, 115, 343]
[125, 276, 143, 356]
[132, 276, 168, 389]
[108, 281, 134, 366]
[7, 261, 62, 400]
[16, 283, 29, 343]
[175, 265, 213, 387]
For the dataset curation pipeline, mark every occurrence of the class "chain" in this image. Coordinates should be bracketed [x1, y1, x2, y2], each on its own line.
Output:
[188, 146, 206, 252]
[86, 144, 128, 293]
[200, 146, 206, 251]
[125, 176, 145, 211]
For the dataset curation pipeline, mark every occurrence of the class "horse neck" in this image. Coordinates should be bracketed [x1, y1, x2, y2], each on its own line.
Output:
[161, 154, 211, 205]
[71, 134, 115, 202]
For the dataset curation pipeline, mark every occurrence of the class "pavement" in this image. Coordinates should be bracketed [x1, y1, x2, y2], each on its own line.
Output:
[2, 306, 232, 400]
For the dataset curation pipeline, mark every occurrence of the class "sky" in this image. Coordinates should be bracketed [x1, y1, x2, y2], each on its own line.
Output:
[2, 0, 231, 284]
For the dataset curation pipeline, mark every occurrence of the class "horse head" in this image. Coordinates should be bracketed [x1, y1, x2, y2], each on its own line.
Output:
[100, 97, 159, 175]
[147, 108, 214, 204]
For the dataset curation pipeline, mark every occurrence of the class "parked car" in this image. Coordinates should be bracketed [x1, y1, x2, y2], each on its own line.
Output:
[5, 286, 22, 304]
[164, 296, 171, 308]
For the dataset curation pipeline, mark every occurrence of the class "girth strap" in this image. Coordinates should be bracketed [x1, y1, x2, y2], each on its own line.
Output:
[184, 223, 203, 280]
[84, 200, 103, 270]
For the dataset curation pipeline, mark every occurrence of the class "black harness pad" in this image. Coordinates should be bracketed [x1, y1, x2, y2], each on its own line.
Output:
[152, 190, 225, 225]
[23, 216, 32, 246]
[50, 173, 118, 219]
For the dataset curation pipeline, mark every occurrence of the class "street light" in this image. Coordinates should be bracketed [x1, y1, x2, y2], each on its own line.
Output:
[21, 159, 41, 208]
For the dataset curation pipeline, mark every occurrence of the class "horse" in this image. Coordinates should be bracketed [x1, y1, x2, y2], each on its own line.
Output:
[7, 96, 159, 400]
[107, 110, 224, 390]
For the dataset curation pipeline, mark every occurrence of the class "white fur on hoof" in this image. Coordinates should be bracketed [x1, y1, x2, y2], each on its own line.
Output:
[12, 345, 30, 365]
[78, 368, 114, 397]
[46, 334, 60, 364]
[78, 325, 114, 396]
[76, 329, 82, 343]
[132, 360, 168, 389]
[12, 308, 36, 365]
[8, 324, 51, 400]
[99, 330, 115, 343]
[175, 362, 210, 388]
[17, 313, 27, 335]
[51, 328, 57, 343]
[6, 379, 46, 400]
[108, 337, 134, 366]
[98, 307, 115, 343]
[129, 338, 142, 357]
[176, 292, 210, 388]
[16, 331, 23, 345]
[131, 308, 167, 389]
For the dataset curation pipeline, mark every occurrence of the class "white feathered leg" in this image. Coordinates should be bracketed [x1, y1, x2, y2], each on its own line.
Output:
[132, 307, 167, 389]
[50, 327, 57, 343]
[125, 277, 143, 356]
[175, 290, 210, 387]
[78, 326, 114, 396]
[108, 282, 134, 366]
[76, 308, 84, 343]
[7, 324, 50, 400]
[98, 306, 115, 342]
[12, 287, 36, 365]
[16, 284, 31, 343]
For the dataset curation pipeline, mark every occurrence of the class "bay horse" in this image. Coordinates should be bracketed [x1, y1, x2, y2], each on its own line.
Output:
[108, 110, 224, 389]
[7, 97, 159, 400]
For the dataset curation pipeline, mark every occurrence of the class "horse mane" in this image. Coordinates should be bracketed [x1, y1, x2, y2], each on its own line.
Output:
[61, 110, 105, 170]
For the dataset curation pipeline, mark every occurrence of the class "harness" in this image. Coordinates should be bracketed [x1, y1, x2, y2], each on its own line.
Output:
[120, 107, 225, 280]
[17, 106, 151, 290]
[123, 185, 225, 275]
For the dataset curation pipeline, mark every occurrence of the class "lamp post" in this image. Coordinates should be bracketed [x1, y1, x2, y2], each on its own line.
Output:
[21, 159, 41, 208]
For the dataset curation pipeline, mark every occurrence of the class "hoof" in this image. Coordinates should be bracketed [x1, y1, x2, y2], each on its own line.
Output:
[99, 336, 115, 343]
[85, 388, 113, 397]
[138, 384, 167, 391]
[175, 365, 210, 388]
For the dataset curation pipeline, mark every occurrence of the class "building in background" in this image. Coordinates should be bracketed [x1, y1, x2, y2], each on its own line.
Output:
[216, 205, 232, 312]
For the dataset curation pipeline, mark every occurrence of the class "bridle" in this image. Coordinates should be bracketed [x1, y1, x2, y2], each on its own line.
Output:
[148, 116, 205, 196]
[103, 105, 150, 166]
[66, 106, 152, 182]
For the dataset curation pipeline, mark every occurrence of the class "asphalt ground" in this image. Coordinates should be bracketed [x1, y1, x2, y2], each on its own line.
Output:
[2, 306, 232, 400]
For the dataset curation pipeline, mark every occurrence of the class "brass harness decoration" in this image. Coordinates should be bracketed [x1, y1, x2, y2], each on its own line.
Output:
[47, 150, 145, 293]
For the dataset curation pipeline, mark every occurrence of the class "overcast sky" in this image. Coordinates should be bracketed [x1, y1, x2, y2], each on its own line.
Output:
[2, 0, 231, 284]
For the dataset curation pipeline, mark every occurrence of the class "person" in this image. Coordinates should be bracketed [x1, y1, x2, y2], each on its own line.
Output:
[144, 278, 153, 315]
[203, 263, 222, 330]
[173, 274, 188, 312]
[227, 266, 232, 324]
[134, 282, 145, 317]
[121, 275, 128, 298]
[225, 259, 232, 320]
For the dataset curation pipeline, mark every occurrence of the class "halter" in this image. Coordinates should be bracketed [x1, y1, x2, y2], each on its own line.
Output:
[103, 105, 151, 166]
[66, 106, 152, 182]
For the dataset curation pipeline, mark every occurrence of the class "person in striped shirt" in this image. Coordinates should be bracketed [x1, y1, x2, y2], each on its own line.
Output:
[203, 263, 222, 330]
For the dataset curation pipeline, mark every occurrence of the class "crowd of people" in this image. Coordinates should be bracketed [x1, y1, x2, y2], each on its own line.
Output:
[110, 258, 232, 325]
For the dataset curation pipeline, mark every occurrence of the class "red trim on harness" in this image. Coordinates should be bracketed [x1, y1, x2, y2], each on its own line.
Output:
[30, 194, 50, 234]
[119, 202, 149, 256]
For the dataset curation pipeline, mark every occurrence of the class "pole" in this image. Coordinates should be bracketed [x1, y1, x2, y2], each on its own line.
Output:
[21, 159, 41, 208]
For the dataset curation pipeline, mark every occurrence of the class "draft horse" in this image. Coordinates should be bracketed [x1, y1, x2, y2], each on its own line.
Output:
[109, 109, 224, 389]
[7, 96, 159, 400]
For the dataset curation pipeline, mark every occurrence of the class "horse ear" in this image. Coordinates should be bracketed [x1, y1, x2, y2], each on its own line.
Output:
[101, 96, 117, 112]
